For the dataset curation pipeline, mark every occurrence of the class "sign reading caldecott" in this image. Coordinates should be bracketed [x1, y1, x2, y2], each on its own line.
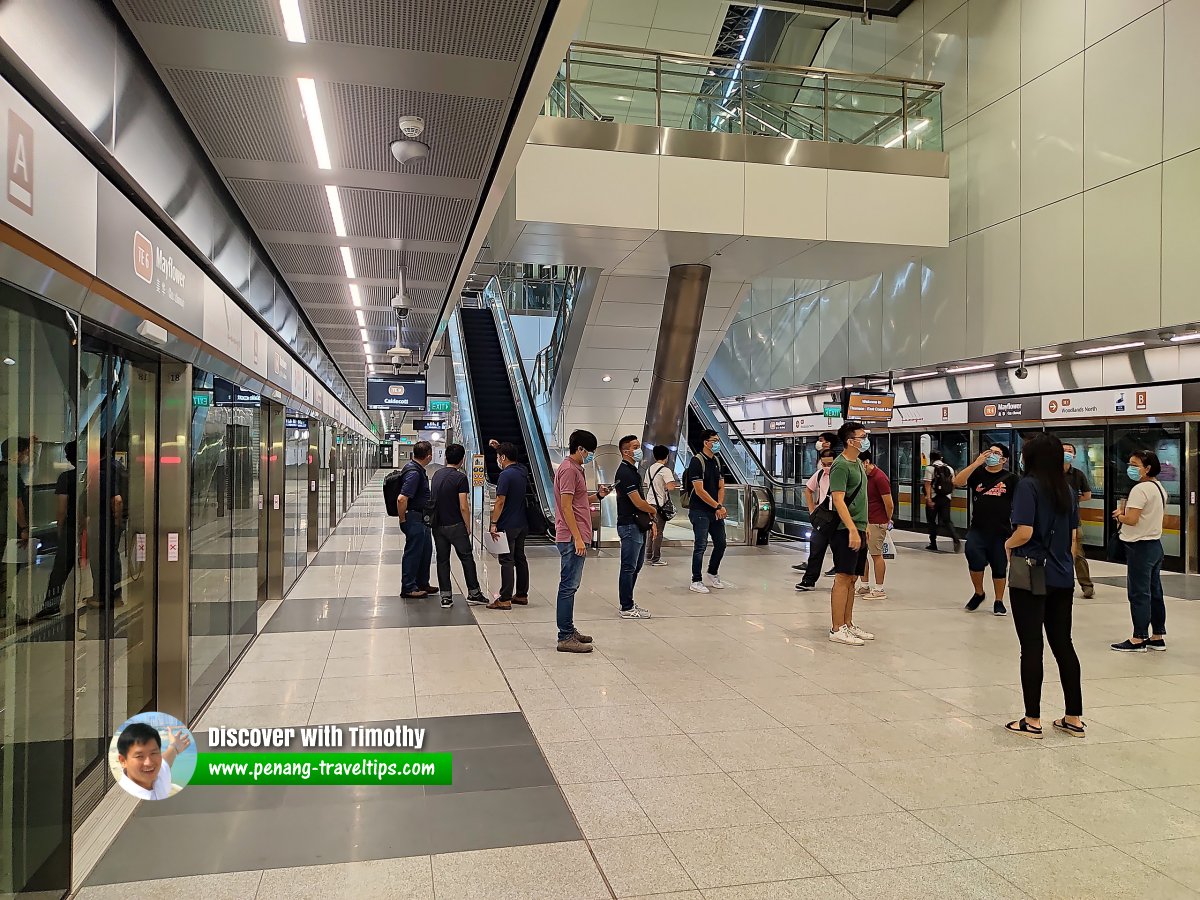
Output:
[365, 376, 427, 410]
[95, 179, 204, 336]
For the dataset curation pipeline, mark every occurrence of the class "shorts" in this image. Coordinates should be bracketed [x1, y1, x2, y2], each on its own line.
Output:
[831, 528, 869, 577]
[965, 528, 1008, 578]
[866, 523, 888, 556]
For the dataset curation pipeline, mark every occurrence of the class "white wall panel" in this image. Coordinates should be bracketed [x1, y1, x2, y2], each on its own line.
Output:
[920, 238, 967, 365]
[1020, 55, 1084, 213]
[515, 145, 659, 230]
[659, 156, 743, 235]
[594, 302, 662, 327]
[1164, 0, 1200, 160]
[890, 0, 926, 60]
[966, 0, 1021, 116]
[881, 260, 923, 369]
[925, 0, 967, 31]
[1161, 148, 1200, 328]
[1021, 195, 1083, 347]
[818, 283, 851, 380]
[924, 4, 968, 127]
[1083, 8, 1164, 190]
[792, 293, 823, 385]
[851, 17, 887, 73]
[826, 171, 948, 247]
[966, 218, 1021, 357]
[966, 90, 1020, 233]
[1021, 0, 1085, 83]
[1085, 0, 1162, 46]
[1083, 166, 1162, 339]
[744, 164, 827, 240]
[847, 271, 884, 375]
[945, 119, 969, 241]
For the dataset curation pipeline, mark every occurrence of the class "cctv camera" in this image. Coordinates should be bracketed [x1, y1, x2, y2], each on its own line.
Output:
[1014, 366, 1029, 380]
[391, 291, 411, 319]
[390, 139, 430, 165]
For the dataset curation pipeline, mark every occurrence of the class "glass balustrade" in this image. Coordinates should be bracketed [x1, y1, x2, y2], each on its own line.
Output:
[549, 41, 943, 152]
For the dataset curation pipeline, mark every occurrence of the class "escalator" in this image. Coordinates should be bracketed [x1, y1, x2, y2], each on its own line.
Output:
[456, 302, 555, 539]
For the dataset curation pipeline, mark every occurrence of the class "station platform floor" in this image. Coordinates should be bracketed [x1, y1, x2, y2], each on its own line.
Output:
[80, 473, 1200, 899]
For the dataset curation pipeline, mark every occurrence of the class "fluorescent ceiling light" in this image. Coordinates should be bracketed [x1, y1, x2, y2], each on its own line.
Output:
[359, 328, 369, 342]
[1075, 341, 1145, 355]
[325, 185, 346, 236]
[894, 371, 938, 381]
[349, 284, 362, 307]
[340, 246, 356, 279]
[722, 6, 763, 104]
[1004, 353, 1062, 365]
[297, 77, 332, 169]
[884, 118, 931, 148]
[355, 310, 365, 327]
[613, 95, 632, 102]
[943, 362, 994, 374]
[279, 0, 306, 42]
[602, 374, 611, 382]
[1169, 332, 1200, 343]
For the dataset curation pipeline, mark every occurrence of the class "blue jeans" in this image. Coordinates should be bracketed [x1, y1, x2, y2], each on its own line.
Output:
[556, 541, 587, 641]
[690, 508, 726, 582]
[617, 523, 646, 611]
[400, 511, 432, 593]
[1124, 538, 1166, 639]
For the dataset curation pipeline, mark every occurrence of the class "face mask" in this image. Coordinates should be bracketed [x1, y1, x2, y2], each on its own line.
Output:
[1126, 465, 1142, 481]
[986, 453, 1001, 467]
[710, 441, 721, 453]
[632, 448, 643, 463]
[1063, 451, 1075, 464]
[857, 436, 870, 452]
[584, 452, 595, 465]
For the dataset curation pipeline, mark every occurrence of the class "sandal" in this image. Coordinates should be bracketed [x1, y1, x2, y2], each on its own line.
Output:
[1053, 718, 1087, 738]
[1004, 718, 1043, 739]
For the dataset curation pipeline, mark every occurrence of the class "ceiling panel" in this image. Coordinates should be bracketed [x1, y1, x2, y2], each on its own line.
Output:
[121, 0, 282, 34]
[340, 187, 472, 243]
[228, 178, 329, 233]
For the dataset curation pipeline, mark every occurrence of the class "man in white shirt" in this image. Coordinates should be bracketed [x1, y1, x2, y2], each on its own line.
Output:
[923, 451, 961, 552]
[643, 444, 677, 566]
[116, 721, 191, 800]
[796, 448, 837, 591]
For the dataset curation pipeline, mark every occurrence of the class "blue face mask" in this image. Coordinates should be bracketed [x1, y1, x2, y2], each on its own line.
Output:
[1063, 451, 1075, 464]
[584, 452, 595, 465]
[1126, 465, 1142, 481]
[986, 453, 1001, 467]
[632, 448, 643, 463]
[710, 441, 721, 453]
[858, 436, 870, 452]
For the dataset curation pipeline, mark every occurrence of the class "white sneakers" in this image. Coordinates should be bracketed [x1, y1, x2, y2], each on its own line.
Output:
[828, 624, 876, 646]
[855, 585, 872, 596]
[829, 625, 864, 646]
[704, 573, 725, 590]
[689, 581, 710, 594]
[862, 588, 887, 601]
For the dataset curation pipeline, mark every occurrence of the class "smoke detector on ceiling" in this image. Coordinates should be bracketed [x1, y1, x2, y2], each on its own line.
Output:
[391, 116, 430, 165]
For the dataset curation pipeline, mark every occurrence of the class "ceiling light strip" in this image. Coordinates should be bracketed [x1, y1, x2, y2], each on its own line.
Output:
[349, 284, 362, 307]
[325, 185, 347, 236]
[943, 363, 994, 374]
[340, 246, 356, 279]
[355, 310, 365, 327]
[279, 0, 306, 42]
[1075, 341, 1145, 355]
[1170, 332, 1200, 343]
[297, 77, 332, 169]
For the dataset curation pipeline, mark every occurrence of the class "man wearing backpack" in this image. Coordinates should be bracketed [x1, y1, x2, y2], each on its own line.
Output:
[924, 450, 961, 553]
[395, 441, 435, 598]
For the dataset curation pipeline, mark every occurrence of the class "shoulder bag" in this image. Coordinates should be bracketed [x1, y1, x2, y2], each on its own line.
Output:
[810, 464, 862, 534]
[647, 463, 676, 520]
[1009, 483, 1058, 596]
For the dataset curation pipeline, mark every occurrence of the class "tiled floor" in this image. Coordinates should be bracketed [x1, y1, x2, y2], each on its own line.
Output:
[82, 474, 1200, 898]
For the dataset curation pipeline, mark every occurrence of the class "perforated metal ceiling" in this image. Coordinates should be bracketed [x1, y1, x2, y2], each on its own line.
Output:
[114, 0, 553, 406]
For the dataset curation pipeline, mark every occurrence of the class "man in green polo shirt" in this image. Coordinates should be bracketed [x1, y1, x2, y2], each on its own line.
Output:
[828, 420, 874, 647]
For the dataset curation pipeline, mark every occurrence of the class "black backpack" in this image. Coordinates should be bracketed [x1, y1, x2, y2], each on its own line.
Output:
[932, 463, 954, 498]
[382, 469, 404, 517]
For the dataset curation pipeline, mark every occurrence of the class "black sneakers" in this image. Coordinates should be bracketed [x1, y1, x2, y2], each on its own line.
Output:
[440, 595, 453, 608]
[965, 593, 985, 611]
[993, 600, 1008, 616]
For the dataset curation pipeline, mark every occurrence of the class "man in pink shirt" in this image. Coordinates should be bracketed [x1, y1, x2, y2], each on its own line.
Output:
[554, 429, 610, 652]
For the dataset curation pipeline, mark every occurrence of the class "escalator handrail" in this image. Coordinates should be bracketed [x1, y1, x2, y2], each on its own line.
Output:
[693, 378, 787, 490]
[481, 280, 557, 522]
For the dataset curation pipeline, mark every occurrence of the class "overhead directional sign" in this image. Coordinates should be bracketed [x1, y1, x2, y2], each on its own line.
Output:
[365, 376, 427, 411]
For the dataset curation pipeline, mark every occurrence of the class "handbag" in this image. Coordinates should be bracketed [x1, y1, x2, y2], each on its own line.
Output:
[647, 464, 676, 520]
[631, 509, 653, 532]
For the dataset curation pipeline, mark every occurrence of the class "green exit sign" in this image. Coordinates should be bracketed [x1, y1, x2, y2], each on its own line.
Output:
[823, 403, 841, 418]
[428, 399, 452, 413]
[193, 392, 212, 407]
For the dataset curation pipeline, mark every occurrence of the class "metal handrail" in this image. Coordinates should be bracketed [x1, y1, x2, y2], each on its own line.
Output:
[571, 40, 944, 89]
[692, 378, 786, 490]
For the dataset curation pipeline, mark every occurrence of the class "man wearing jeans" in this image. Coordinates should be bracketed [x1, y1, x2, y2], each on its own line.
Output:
[396, 441, 434, 598]
[430, 444, 487, 609]
[614, 435, 657, 619]
[554, 430, 610, 652]
[687, 429, 727, 594]
[487, 442, 529, 610]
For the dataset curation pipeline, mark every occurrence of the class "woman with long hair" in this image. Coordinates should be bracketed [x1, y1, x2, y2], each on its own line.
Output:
[1110, 449, 1168, 651]
[1003, 433, 1085, 739]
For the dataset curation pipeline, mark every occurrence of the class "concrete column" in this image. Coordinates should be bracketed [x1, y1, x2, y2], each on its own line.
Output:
[643, 264, 710, 453]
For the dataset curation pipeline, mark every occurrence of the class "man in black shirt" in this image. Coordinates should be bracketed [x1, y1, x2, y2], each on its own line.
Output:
[614, 435, 657, 619]
[687, 429, 727, 593]
[396, 441, 435, 598]
[38, 441, 78, 618]
[954, 443, 1018, 616]
[430, 444, 486, 609]
[1063, 442, 1094, 599]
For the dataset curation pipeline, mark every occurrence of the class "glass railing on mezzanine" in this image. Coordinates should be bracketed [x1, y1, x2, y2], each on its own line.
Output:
[550, 41, 944, 152]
